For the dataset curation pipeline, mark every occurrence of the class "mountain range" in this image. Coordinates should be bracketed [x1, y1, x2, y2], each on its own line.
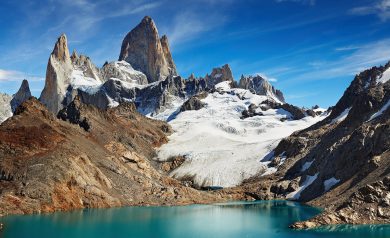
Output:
[0, 16, 389, 228]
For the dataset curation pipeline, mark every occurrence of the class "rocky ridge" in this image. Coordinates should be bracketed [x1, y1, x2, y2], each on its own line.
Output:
[237, 62, 390, 227]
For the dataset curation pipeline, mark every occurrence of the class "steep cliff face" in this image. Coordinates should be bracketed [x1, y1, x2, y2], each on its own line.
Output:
[119, 16, 177, 83]
[39, 34, 73, 114]
[39, 34, 104, 114]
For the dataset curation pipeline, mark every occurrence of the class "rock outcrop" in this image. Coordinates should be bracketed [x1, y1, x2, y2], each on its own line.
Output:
[11, 79, 32, 112]
[0, 93, 12, 123]
[70, 50, 103, 83]
[239, 75, 285, 103]
[180, 93, 208, 112]
[0, 80, 32, 123]
[203, 64, 234, 88]
[101, 61, 148, 85]
[119, 16, 177, 83]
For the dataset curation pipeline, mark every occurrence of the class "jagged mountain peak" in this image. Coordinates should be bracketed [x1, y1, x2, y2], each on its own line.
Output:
[52, 33, 70, 62]
[239, 74, 285, 103]
[11, 79, 32, 112]
[119, 16, 177, 83]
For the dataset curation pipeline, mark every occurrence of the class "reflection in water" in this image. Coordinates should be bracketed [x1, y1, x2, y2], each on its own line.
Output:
[0, 201, 389, 238]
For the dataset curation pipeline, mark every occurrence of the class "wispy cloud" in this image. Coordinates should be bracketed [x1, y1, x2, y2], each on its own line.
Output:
[287, 38, 390, 82]
[349, 0, 390, 21]
[165, 11, 227, 47]
[335, 45, 363, 51]
[275, 0, 316, 6]
[0, 69, 43, 82]
[254, 73, 278, 82]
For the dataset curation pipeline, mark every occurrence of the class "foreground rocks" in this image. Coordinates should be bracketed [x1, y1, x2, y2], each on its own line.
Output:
[0, 98, 246, 217]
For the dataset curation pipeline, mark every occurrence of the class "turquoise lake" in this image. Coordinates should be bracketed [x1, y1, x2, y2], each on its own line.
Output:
[1, 201, 390, 238]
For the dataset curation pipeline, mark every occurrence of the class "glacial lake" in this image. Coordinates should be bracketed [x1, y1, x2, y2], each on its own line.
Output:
[1, 201, 390, 238]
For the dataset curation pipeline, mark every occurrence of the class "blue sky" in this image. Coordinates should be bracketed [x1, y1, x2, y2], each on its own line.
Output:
[1, 0, 390, 107]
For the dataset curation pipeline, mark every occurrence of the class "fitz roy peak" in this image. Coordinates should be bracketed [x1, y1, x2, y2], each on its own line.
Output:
[119, 16, 177, 83]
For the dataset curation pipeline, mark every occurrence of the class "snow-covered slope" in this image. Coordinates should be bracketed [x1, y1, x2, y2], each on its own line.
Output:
[156, 82, 327, 187]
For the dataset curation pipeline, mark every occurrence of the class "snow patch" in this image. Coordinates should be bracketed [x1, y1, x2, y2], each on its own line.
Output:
[368, 99, 390, 121]
[323, 177, 340, 192]
[287, 173, 319, 200]
[377, 68, 390, 85]
[300, 159, 315, 172]
[330, 107, 352, 124]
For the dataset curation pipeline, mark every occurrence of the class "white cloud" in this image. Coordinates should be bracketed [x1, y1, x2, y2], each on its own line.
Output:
[254, 73, 278, 82]
[0, 69, 43, 82]
[350, 0, 390, 21]
[166, 11, 227, 46]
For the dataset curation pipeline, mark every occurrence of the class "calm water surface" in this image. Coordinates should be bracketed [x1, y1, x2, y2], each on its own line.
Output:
[1, 201, 390, 238]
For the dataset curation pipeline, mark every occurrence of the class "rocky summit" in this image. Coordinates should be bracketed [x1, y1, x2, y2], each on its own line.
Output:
[119, 16, 177, 83]
[0, 80, 32, 123]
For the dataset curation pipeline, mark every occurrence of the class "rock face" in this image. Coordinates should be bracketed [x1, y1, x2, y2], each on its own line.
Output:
[239, 61, 390, 227]
[0, 98, 231, 216]
[11, 79, 32, 112]
[180, 93, 208, 112]
[39, 34, 73, 114]
[239, 75, 285, 103]
[39, 34, 104, 114]
[0, 94, 12, 123]
[204, 64, 234, 88]
[119, 16, 177, 83]
[101, 61, 148, 85]
[70, 50, 103, 83]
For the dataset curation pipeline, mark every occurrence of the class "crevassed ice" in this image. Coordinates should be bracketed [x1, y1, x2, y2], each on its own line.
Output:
[156, 82, 326, 187]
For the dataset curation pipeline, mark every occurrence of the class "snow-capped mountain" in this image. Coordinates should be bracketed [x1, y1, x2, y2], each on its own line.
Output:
[0, 79, 31, 123]
[34, 16, 326, 189]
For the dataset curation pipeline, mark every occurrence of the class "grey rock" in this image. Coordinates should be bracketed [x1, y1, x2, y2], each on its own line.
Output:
[119, 16, 177, 83]
[11, 79, 32, 112]
[239, 75, 285, 103]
